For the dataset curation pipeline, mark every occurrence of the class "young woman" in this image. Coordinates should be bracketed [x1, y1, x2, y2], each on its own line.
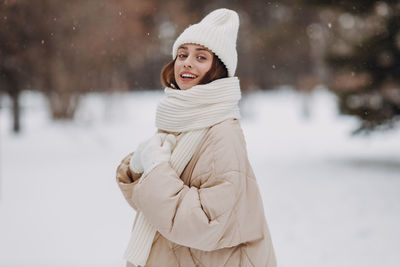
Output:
[116, 8, 277, 267]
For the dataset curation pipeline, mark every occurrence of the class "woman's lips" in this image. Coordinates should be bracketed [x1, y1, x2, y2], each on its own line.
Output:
[180, 71, 198, 82]
[180, 77, 196, 82]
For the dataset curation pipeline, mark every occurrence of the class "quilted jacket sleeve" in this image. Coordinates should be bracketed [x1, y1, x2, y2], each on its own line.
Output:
[131, 121, 264, 251]
[132, 163, 244, 251]
[116, 152, 142, 211]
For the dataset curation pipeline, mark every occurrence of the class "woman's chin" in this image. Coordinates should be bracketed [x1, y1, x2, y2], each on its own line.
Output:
[178, 82, 196, 90]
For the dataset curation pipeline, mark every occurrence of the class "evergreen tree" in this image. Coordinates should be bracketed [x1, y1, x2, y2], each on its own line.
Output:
[303, 0, 400, 133]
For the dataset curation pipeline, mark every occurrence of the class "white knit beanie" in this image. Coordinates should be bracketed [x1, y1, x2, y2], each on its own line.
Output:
[172, 8, 239, 77]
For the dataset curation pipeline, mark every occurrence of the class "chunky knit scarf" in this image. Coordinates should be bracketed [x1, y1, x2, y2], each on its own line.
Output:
[124, 77, 241, 266]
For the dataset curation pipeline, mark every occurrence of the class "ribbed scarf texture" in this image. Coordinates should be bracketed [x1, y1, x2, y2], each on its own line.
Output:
[124, 77, 241, 266]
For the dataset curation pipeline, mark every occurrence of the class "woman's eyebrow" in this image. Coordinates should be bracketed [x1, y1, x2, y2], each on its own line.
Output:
[195, 48, 210, 52]
[178, 46, 210, 52]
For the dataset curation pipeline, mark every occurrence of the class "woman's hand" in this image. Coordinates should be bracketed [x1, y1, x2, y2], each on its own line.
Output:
[116, 152, 134, 184]
[141, 133, 176, 174]
[129, 141, 147, 174]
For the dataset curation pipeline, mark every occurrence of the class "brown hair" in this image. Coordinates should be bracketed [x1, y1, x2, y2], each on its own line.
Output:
[160, 54, 228, 89]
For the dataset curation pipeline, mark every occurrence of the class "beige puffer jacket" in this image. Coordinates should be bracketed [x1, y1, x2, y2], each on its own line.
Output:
[116, 118, 277, 267]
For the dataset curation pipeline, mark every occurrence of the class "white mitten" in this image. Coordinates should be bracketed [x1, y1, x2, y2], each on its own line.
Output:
[141, 133, 176, 175]
[129, 140, 148, 174]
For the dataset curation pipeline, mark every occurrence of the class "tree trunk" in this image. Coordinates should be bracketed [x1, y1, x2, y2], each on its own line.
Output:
[11, 89, 21, 133]
[46, 90, 80, 120]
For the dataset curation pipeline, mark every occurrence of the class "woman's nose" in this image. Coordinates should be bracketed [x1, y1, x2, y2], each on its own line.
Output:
[183, 56, 194, 68]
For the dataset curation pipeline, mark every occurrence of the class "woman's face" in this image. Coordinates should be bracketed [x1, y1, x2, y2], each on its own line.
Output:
[174, 43, 213, 90]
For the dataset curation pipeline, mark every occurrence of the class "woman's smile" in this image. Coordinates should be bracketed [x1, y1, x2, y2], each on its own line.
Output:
[179, 71, 199, 82]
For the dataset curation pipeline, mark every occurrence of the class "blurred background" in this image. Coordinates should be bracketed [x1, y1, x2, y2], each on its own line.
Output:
[1, 0, 400, 266]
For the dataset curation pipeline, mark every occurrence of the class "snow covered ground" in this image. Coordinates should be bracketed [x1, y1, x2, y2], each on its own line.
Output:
[1, 88, 399, 267]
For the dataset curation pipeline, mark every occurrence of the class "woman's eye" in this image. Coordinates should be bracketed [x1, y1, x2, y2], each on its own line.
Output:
[197, 56, 207, 60]
[178, 54, 187, 58]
